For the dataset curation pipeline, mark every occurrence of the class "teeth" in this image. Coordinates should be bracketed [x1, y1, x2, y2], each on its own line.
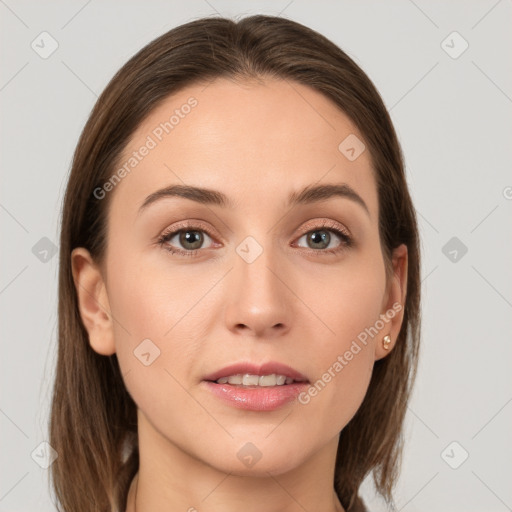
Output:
[215, 373, 298, 386]
[276, 375, 286, 385]
[243, 374, 260, 386]
[228, 375, 243, 385]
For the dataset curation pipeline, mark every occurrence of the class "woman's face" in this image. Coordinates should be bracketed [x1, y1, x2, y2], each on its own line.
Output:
[73, 77, 407, 477]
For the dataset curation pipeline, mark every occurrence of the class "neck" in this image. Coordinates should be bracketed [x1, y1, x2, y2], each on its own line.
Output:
[126, 412, 345, 512]
[129, 475, 344, 512]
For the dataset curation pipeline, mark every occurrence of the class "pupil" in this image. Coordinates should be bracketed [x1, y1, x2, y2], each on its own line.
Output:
[181, 230, 202, 249]
[309, 230, 329, 249]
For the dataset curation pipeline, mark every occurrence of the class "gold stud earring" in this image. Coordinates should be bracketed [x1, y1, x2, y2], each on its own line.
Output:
[382, 335, 391, 350]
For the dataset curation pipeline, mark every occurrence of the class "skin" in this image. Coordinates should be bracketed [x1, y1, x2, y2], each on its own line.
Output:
[72, 77, 408, 512]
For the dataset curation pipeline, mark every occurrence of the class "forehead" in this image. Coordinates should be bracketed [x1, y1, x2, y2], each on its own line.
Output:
[110, 77, 377, 220]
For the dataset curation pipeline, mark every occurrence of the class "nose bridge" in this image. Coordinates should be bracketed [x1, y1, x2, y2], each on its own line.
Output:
[224, 232, 292, 336]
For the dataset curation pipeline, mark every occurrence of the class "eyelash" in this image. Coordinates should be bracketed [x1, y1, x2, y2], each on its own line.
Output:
[157, 219, 353, 258]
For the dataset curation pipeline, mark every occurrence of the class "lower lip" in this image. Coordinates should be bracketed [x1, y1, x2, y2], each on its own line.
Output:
[203, 381, 310, 411]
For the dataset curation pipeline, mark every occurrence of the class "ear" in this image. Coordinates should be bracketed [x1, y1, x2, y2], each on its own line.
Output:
[71, 247, 116, 356]
[375, 243, 408, 361]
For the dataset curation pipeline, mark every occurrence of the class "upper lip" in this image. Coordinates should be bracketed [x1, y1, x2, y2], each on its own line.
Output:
[203, 362, 309, 383]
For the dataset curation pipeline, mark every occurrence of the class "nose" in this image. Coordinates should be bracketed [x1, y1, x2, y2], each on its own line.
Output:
[223, 238, 293, 339]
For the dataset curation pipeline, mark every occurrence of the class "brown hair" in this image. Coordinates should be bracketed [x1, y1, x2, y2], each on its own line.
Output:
[50, 14, 421, 512]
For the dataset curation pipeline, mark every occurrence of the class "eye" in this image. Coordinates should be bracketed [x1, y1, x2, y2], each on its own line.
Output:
[157, 223, 216, 257]
[294, 219, 353, 255]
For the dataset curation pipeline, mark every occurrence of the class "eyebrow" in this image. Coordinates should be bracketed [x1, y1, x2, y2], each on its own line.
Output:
[138, 183, 370, 217]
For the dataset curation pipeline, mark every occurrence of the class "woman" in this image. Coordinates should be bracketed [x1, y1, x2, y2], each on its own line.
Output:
[49, 14, 421, 512]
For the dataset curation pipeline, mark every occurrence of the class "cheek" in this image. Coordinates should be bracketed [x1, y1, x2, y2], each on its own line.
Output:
[293, 254, 385, 433]
[297, 249, 386, 358]
[106, 253, 210, 432]
[106, 248, 217, 395]
[106, 248, 208, 341]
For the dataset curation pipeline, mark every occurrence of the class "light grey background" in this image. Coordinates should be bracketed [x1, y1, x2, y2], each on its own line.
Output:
[1, 1, 511, 511]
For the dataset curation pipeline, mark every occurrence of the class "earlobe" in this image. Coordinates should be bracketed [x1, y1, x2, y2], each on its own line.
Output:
[71, 247, 116, 356]
[375, 244, 408, 361]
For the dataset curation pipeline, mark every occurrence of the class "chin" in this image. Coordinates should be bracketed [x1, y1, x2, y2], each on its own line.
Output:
[203, 445, 306, 477]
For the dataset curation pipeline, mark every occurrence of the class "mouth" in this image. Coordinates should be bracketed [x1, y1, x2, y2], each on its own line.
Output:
[202, 361, 309, 386]
[205, 373, 308, 387]
[201, 362, 310, 411]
